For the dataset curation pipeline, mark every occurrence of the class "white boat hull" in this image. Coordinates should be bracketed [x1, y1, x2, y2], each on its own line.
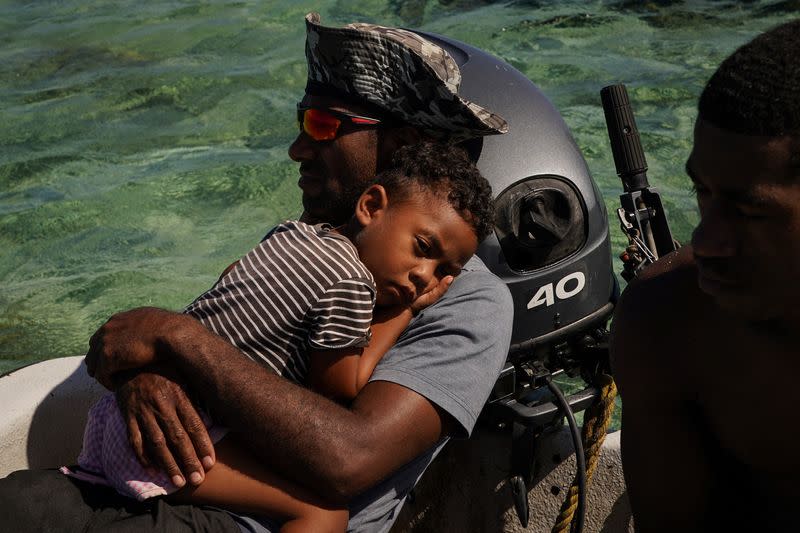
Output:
[0, 357, 632, 532]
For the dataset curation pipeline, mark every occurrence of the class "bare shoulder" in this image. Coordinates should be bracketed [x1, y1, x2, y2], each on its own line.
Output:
[610, 246, 707, 389]
[614, 247, 701, 336]
[625, 246, 697, 302]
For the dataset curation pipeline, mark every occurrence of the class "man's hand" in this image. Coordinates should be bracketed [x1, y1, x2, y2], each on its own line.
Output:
[116, 371, 216, 488]
[85, 307, 184, 389]
[409, 275, 453, 315]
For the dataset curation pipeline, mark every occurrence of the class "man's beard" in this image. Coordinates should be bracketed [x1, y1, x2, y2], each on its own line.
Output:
[303, 181, 364, 225]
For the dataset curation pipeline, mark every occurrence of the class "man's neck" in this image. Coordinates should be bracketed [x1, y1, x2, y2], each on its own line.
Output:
[299, 210, 320, 225]
[336, 217, 359, 243]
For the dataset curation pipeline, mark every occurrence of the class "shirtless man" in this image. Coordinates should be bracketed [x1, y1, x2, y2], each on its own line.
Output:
[611, 19, 800, 533]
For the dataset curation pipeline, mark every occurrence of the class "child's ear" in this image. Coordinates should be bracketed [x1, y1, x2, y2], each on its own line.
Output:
[355, 184, 389, 226]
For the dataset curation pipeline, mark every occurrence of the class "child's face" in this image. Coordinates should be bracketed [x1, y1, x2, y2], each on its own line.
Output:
[355, 188, 478, 307]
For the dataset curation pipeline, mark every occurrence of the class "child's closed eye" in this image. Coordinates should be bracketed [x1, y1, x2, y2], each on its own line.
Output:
[416, 236, 431, 255]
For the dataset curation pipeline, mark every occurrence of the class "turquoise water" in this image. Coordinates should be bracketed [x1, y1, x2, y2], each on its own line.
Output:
[0, 1, 794, 371]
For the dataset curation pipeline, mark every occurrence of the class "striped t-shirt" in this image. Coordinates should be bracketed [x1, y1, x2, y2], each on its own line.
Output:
[184, 220, 376, 384]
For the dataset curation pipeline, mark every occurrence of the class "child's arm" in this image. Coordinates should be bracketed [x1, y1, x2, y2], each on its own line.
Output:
[306, 305, 414, 402]
[307, 275, 454, 402]
[169, 435, 348, 532]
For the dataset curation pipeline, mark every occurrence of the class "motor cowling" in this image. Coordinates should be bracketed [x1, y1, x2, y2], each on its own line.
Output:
[417, 31, 617, 374]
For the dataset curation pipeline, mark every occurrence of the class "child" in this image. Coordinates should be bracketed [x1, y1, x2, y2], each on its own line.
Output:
[64, 141, 495, 532]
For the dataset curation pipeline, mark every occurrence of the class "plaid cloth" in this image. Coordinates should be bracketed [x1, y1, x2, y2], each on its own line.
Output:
[61, 394, 227, 501]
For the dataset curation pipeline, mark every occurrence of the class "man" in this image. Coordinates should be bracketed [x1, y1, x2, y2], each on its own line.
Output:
[0, 13, 513, 533]
[611, 19, 800, 533]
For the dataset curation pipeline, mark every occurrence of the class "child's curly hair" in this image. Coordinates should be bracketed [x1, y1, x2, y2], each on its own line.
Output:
[373, 142, 495, 241]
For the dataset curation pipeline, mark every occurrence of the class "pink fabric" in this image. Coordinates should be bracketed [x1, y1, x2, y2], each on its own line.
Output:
[62, 394, 227, 501]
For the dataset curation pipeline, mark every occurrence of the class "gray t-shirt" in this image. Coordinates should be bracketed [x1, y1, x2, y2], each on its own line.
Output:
[232, 255, 514, 533]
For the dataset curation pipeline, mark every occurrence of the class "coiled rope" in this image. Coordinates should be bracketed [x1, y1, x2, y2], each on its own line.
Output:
[551, 373, 618, 533]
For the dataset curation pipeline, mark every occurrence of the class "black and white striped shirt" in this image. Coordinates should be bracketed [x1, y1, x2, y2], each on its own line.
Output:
[184, 221, 375, 384]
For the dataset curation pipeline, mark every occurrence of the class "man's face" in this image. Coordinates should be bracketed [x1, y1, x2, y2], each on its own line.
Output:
[354, 187, 478, 308]
[288, 94, 395, 225]
[687, 119, 800, 321]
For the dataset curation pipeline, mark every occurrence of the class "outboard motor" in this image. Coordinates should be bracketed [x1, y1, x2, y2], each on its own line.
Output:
[416, 31, 619, 527]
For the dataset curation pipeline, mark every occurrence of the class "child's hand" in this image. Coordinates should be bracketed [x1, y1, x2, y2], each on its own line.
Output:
[409, 275, 454, 314]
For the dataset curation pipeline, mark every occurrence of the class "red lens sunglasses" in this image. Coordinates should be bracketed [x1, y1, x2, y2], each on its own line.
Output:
[297, 105, 383, 141]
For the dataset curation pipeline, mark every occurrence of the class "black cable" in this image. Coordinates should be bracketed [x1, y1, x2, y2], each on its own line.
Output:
[546, 377, 586, 533]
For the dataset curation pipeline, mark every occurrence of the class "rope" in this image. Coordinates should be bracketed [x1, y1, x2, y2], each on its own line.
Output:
[551, 373, 618, 533]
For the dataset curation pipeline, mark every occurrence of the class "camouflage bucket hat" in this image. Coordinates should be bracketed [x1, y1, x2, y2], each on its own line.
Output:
[304, 12, 508, 142]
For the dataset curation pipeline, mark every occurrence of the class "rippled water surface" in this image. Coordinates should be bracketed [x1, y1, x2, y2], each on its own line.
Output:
[1, 0, 795, 370]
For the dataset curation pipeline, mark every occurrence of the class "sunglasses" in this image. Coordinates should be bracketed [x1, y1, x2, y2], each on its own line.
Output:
[296, 105, 383, 141]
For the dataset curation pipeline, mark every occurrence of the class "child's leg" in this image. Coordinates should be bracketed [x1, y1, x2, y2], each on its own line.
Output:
[169, 435, 348, 533]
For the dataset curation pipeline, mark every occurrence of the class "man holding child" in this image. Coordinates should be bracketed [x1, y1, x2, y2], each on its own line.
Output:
[0, 12, 514, 533]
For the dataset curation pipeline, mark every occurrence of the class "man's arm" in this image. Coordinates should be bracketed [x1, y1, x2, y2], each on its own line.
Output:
[610, 256, 714, 532]
[86, 263, 511, 501]
[87, 308, 453, 501]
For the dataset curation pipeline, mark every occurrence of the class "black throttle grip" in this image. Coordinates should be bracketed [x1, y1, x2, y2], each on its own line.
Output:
[601, 84, 649, 192]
